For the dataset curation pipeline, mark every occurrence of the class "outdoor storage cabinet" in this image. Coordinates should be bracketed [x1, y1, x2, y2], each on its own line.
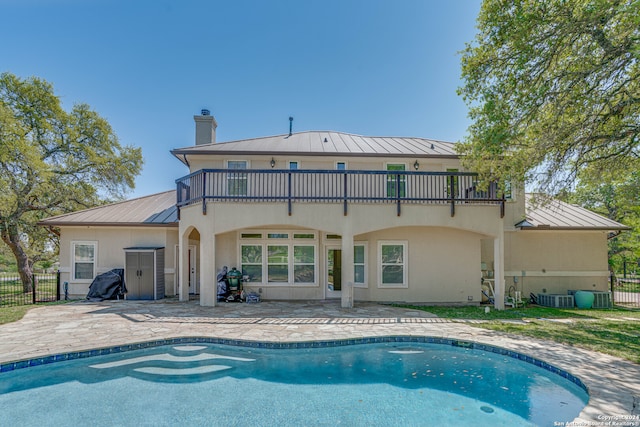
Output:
[124, 247, 165, 300]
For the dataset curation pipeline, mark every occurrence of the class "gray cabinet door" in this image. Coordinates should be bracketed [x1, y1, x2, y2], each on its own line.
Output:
[139, 252, 155, 299]
[125, 252, 141, 299]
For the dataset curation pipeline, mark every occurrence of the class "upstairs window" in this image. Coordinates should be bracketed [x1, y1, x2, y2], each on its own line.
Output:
[446, 168, 459, 199]
[386, 164, 406, 198]
[227, 160, 248, 196]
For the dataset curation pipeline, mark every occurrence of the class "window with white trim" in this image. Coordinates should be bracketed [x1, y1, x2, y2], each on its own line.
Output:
[289, 161, 299, 170]
[72, 241, 96, 282]
[267, 245, 289, 282]
[504, 179, 513, 200]
[241, 245, 263, 282]
[336, 162, 346, 170]
[227, 160, 248, 196]
[293, 245, 315, 283]
[239, 231, 317, 285]
[354, 243, 367, 286]
[386, 164, 406, 198]
[379, 241, 407, 287]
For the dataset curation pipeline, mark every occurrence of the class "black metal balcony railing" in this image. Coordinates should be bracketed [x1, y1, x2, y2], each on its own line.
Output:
[176, 169, 506, 218]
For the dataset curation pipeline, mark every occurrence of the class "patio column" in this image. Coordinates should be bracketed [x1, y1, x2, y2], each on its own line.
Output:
[493, 228, 505, 310]
[178, 229, 190, 302]
[200, 233, 217, 307]
[341, 231, 354, 308]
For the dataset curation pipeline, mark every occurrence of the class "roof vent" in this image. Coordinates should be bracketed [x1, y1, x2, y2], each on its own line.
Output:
[430, 143, 434, 149]
[289, 116, 293, 137]
[324, 138, 328, 143]
[201, 109, 210, 116]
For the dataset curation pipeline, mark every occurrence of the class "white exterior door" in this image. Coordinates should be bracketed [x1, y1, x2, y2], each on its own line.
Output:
[176, 245, 197, 295]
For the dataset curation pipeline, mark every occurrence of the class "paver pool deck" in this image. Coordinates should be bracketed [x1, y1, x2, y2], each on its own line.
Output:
[1, 299, 638, 424]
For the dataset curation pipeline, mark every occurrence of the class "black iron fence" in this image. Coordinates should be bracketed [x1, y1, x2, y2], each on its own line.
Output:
[612, 276, 640, 308]
[0, 272, 60, 308]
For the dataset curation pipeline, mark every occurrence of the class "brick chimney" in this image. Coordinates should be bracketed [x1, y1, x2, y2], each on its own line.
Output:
[194, 109, 217, 145]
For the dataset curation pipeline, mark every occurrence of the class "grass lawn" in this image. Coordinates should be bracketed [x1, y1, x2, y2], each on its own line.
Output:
[400, 304, 640, 364]
[0, 305, 31, 325]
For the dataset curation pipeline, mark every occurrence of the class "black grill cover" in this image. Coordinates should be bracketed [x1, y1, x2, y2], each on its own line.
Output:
[86, 269, 127, 301]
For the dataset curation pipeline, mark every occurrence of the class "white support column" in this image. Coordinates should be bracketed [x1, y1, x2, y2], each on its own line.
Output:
[493, 227, 505, 310]
[341, 231, 354, 308]
[178, 229, 190, 302]
[200, 233, 217, 307]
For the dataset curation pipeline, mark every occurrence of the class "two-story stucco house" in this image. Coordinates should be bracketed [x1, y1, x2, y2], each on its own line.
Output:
[40, 110, 628, 309]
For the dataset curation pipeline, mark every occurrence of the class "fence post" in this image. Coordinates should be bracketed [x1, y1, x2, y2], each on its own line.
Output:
[56, 270, 61, 301]
[287, 171, 292, 216]
[32, 274, 37, 304]
[449, 175, 456, 217]
[610, 270, 615, 305]
[395, 174, 401, 217]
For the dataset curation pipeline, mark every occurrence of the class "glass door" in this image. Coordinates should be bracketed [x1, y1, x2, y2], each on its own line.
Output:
[326, 247, 342, 298]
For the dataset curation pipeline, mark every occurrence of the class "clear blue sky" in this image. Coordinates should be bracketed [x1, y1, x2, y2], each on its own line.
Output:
[1, 0, 481, 198]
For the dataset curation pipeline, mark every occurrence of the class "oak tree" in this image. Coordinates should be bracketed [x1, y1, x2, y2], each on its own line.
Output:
[0, 72, 143, 292]
[458, 0, 639, 194]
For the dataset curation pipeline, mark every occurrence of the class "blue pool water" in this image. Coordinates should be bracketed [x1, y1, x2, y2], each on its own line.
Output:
[0, 340, 587, 426]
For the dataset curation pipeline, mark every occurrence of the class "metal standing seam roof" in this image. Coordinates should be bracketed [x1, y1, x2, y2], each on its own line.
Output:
[518, 195, 630, 231]
[38, 191, 178, 227]
[170, 131, 457, 165]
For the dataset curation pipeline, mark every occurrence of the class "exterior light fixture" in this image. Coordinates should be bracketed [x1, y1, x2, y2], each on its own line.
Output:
[413, 160, 420, 170]
[270, 158, 276, 168]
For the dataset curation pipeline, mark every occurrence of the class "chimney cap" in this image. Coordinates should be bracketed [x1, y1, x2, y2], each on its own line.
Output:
[201, 109, 210, 116]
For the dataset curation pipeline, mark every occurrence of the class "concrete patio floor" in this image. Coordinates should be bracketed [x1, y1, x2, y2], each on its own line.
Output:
[1, 298, 638, 424]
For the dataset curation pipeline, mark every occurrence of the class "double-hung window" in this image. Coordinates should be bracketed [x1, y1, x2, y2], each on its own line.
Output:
[241, 245, 263, 282]
[293, 245, 315, 283]
[379, 241, 407, 287]
[446, 168, 459, 199]
[386, 164, 406, 198]
[354, 244, 366, 286]
[267, 245, 289, 282]
[72, 241, 96, 281]
[227, 160, 248, 196]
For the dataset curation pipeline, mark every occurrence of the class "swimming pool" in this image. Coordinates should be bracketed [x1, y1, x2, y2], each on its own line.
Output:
[0, 337, 587, 426]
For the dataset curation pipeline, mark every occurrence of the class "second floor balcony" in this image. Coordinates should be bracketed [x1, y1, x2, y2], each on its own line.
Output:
[176, 169, 506, 218]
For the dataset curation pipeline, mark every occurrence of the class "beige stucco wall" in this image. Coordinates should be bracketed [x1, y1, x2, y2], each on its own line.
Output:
[186, 155, 463, 174]
[179, 183, 501, 304]
[58, 227, 178, 298]
[502, 230, 610, 296]
[195, 226, 483, 304]
[181, 201, 505, 237]
[354, 227, 482, 303]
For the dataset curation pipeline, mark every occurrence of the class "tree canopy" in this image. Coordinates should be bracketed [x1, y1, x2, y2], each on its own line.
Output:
[567, 163, 640, 273]
[0, 72, 143, 290]
[458, 0, 639, 194]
